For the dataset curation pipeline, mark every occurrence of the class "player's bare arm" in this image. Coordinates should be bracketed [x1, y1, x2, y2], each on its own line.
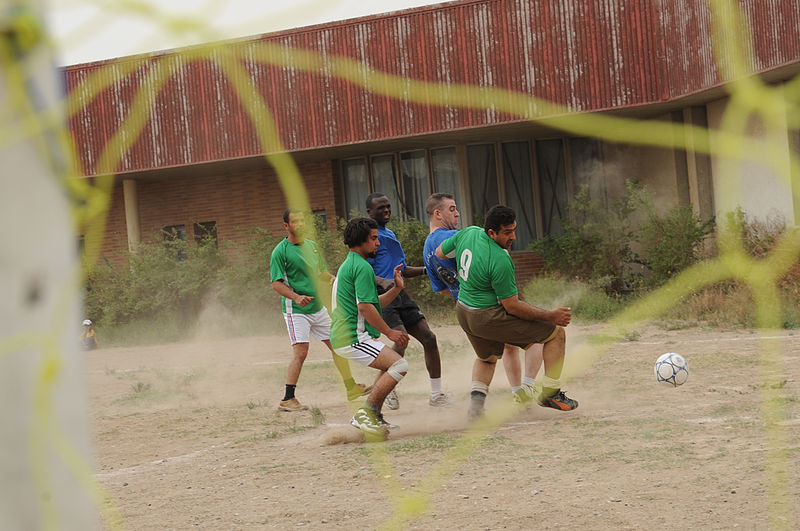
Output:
[434, 244, 447, 259]
[499, 294, 572, 326]
[358, 302, 409, 348]
[271, 280, 314, 307]
[378, 265, 405, 307]
[401, 265, 426, 277]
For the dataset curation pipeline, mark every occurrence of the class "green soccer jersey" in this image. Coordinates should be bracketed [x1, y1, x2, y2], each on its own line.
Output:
[439, 225, 518, 308]
[330, 251, 382, 348]
[269, 238, 327, 314]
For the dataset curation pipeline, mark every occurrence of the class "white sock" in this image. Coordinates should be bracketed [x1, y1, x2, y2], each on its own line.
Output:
[522, 376, 536, 387]
[541, 375, 560, 390]
[430, 377, 442, 395]
[511, 385, 522, 393]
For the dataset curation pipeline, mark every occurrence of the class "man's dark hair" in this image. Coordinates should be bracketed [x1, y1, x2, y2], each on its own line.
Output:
[365, 192, 387, 210]
[283, 208, 302, 223]
[425, 193, 455, 218]
[344, 217, 378, 247]
[484, 205, 516, 234]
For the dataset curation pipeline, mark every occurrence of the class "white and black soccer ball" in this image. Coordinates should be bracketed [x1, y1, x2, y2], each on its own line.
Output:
[654, 352, 689, 387]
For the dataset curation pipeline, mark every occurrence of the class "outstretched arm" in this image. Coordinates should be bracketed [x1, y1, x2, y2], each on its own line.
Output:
[499, 294, 571, 326]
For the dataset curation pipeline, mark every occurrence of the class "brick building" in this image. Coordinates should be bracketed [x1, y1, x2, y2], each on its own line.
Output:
[64, 0, 800, 282]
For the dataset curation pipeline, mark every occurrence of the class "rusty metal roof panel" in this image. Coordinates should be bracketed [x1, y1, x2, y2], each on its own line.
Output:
[64, 0, 800, 176]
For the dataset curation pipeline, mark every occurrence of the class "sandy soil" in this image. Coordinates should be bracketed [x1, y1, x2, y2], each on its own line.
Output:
[89, 324, 800, 530]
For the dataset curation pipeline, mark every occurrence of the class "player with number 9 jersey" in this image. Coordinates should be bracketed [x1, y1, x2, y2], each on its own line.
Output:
[438, 225, 519, 308]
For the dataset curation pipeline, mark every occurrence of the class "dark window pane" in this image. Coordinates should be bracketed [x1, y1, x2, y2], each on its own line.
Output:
[400, 151, 429, 222]
[431, 147, 463, 211]
[342, 158, 367, 217]
[467, 144, 498, 226]
[502, 141, 536, 249]
[536, 139, 568, 236]
[371, 155, 401, 218]
[193, 221, 217, 247]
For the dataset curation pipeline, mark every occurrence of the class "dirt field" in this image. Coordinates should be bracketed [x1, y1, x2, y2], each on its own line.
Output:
[89, 324, 800, 530]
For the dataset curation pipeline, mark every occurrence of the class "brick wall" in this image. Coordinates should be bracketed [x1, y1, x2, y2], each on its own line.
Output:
[98, 160, 338, 265]
[511, 251, 545, 287]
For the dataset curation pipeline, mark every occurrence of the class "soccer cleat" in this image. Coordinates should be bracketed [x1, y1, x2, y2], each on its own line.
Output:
[278, 398, 309, 412]
[350, 408, 389, 439]
[428, 392, 451, 407]
[377, 412, 399, 430]
[513, 384, 535, 405]
[535, 389, 579, 411]
[467, 401, 485, 421]
[384, 389, 400, 410]
[347, 383, 373, 401]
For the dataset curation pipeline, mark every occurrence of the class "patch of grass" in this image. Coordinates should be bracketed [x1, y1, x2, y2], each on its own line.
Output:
[131, 381, 151, 394]
[310, 407, 326, 426]
[388, 433, 459, 452]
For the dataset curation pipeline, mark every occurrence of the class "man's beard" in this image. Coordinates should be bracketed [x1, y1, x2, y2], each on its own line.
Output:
[367, 250, 378, 258]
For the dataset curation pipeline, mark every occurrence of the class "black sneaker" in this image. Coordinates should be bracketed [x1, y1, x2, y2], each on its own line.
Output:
[536, 389, 579, 411]
[467, 401, 485, 421]
[377, 412, 398, 429]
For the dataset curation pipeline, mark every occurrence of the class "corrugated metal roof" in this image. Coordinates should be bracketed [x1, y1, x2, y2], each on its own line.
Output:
[64, 0, 800, 176]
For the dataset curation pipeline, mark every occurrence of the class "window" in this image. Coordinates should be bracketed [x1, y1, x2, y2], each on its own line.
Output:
[313, 209, 327, 230]
[162, 224, 186, 241]
[341, 147, 464, 224]
[431, 147, 461, 207]
[502, 142, 537, 250]
[371, 155, 401, 216]
[467, 144, 499, 226]
[162, 224, 187, 260]
[400, 151, 428, 220]
[536, 139, 569, 237]
[342, 158, 367, 217]
[193, 221, 217, 246]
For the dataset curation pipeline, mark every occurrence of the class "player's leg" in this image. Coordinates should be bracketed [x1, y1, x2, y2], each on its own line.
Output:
[469, 355, 498, 420]
[279, 342, 310, 411]
[537, 327, 578, 410]
[342, 340, 408, 438]
[502, 344, 522, 388]
[324, 340, 372, 400]
[406, 317, 449, 406]
[279, 313, 311, 411]
[518, 343, 544, 403]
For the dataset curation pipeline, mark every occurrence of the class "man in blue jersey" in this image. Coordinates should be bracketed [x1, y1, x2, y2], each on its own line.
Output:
[365, 192, 449, 409]
[423, 193, 542, 404]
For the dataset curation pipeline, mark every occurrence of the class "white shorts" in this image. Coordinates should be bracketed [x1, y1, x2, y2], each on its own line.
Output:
[334, 337, 387, 366]
[283, 308, 331, 345]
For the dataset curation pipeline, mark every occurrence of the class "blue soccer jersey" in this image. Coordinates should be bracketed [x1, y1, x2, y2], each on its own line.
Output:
[367, 225, 407, 279]
[423, 228, 460, 298]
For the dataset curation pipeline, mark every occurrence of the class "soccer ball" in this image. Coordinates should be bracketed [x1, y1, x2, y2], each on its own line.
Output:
[654, 352, 689, 387]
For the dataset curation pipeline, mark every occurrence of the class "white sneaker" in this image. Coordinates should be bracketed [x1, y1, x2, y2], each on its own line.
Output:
[384, 389, 400, 410]
[428, 392, 450, 407]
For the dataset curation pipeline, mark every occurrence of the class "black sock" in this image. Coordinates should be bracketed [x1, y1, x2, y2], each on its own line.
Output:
[343, 377, 356, 390]
[470, 390, 487, 407]
[283, 384, 296, 401]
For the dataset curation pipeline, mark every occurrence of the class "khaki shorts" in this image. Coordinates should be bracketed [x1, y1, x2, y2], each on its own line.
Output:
[455, 302, 558, 360]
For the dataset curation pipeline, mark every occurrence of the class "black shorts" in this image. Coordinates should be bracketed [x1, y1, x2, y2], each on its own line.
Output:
[381, 289, 425, 330]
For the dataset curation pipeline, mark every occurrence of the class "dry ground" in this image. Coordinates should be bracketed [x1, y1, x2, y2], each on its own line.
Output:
[89, 324, 800, 530]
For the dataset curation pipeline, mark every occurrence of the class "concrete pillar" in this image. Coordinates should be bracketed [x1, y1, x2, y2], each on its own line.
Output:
[123, 179, 141, 252]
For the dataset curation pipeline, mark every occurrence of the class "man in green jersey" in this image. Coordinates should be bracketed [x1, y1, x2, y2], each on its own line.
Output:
[270, 210, 370, 412]
[331, 217, 410, 439]
[436, 205, 578, 419]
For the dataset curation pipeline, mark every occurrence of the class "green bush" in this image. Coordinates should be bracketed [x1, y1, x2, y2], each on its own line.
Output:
[635, 201, 714, 288]
[530, 182, 635, 293]
[85, 238, 222, 328]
